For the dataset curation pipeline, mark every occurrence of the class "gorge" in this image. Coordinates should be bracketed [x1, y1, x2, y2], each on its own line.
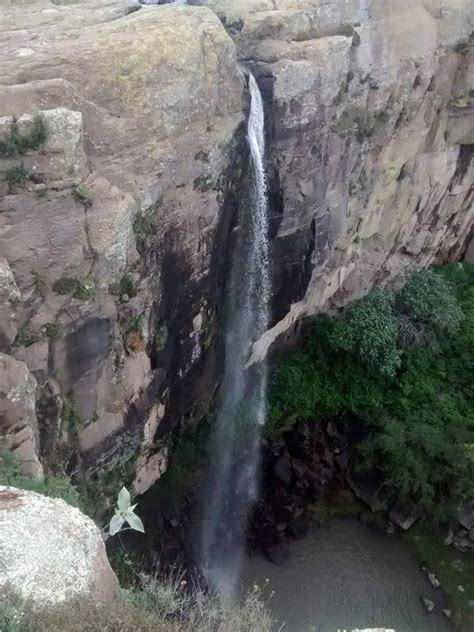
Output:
[0, 0, 473, 630]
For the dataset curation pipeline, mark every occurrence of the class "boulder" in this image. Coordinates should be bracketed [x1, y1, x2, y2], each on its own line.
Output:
[0, 486, 120, 608]
[0, 353, 43, 479]
[421, 596, 435, 613]
[0, 257, 20, 351]
[389, 501, 420, 530]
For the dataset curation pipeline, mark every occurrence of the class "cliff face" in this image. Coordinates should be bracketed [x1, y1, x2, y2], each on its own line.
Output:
[0, 0, 473, 494]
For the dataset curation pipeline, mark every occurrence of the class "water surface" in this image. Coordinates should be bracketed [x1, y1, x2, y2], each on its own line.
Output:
[242, 520, 453, 632]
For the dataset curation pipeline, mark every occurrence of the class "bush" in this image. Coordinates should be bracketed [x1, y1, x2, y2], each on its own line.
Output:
[0, 451, 82, 509]
[6, 164, 28, 189]
[72, 184, 93, 207]
[0, 115, 47, 158]
[53, 277, 78, 295]
[119, 273, 138, 299]
[330, 291, 401, 377]
[73, 276, 96, 300]
[396, 268, 463, 335]
[0, 598, 30, 632]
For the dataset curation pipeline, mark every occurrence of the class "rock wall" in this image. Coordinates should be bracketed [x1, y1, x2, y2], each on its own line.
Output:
[0, 0, 473, 495]
[195, 0, 474, 361]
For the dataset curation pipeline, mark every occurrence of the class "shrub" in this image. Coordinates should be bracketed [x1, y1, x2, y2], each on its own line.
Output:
[330, 291, 401, 377]
[0, 597, 30, 632]
[0, 115, 47, 158]
[72, 184, 93, 207]
[119, 273, 137, 299]
[62, 397, 82, 432]
[133, 209, 155, 255]
[396, 268, 463, 335]
[44, 323, 63, 342]
[73, 276, 96, 300]
[6, 164, 28, 189]
[0, 451, 82, 509]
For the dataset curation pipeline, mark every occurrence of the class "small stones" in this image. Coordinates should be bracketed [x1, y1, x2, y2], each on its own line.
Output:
[428, 572, 440, 588]
[421, 596, 435, 612]
[457, 584, 465, 593]
[442, 608, 452, 619]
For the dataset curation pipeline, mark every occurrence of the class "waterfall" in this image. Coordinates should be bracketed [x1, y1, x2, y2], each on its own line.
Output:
[199, 72, 271, 597]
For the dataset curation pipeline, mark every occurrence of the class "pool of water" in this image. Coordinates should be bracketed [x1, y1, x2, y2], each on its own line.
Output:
[241, 519, 453, 632]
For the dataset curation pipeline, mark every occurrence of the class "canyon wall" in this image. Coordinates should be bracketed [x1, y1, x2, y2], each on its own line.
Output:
[0, 0, 473, 494]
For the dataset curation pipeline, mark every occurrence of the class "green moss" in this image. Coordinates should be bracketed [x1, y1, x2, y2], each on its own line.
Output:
[73, 276, 96, 301]
[6, 163, 28, 190]
[405, 525, 474, 631]
[0, 115, 47, 158]
[12, 324, 38, 348]
[333, 107, 390, 143]
[397, 163, 409, 181]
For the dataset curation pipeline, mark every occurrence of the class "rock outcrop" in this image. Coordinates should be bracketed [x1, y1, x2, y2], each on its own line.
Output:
[195, 0, 474, 361]
[0, 1, 244, 491]
[0, 486, 120, 608]
[0, 0, 472, 497]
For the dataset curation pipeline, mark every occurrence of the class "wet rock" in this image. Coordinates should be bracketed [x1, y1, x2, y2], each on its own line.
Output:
[428, 572, 440, 588]
[289, 514, 310, 539]
[265, 542, 290, 566]
[389, 501, 420, 530]
[386, 523, 395, 535]
[274, 454, 292, 486]
[442, 608, 452, 619]
[421, 597, 435, 612]
[444, 528, 454, 546]
[457, 502, 474, 531]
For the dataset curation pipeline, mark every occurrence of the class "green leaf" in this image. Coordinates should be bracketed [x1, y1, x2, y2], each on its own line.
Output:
[109, 513, 125, 536]
[117, 486, 131, 512]
[124, 509, 145, 533]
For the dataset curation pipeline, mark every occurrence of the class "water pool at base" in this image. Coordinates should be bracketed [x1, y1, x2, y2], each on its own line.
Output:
[241, 519, 453, 632]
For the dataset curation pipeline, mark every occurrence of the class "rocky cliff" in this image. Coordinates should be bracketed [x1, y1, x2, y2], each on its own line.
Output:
[0, 0, 473, 495]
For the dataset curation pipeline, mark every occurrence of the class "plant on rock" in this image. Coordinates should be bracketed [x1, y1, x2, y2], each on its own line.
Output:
[108, 486, 145, 536]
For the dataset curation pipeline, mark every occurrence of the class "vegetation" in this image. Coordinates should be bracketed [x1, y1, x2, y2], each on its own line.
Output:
[332, 107, 390, 142]
[267, 263, 474, 523]
[0, 115, 47, 158]
[62, 396, 82, 432]
[72, 184, 93, 207]
[133, 208, 156, 255]
[6, 163, 29, 190]
[73, 276, 96, 300]
[119, 272, 138, 299]
[309, 489, 363, 526]
[44, 322, 63, 342]
[1, 574, 273, 632]
[0, 451, 82, 509]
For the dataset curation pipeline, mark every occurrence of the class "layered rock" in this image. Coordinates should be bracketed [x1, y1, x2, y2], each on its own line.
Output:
[0, 0, 473, 499]
[0, 486, 119, 607]
[195, 0, 474, 361]
[0, 1, 244, 490]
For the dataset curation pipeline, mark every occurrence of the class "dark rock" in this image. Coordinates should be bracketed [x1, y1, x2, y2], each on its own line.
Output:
[265, 542, 290, 565]
[457, 502, 474, 530]
[444, 528, 454, 546]
[335, 452, 349, 471]
[289, 514, 310, 539]
[292, 457, 311, 481]
[274, 454, 292, 486]
[389, 501, 420, 530]
[421, 596, 435, 612]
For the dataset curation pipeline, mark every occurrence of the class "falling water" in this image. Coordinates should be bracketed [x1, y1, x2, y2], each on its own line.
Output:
[199, 72, 271, 596]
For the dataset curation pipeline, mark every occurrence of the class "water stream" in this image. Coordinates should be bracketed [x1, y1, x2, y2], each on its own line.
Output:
[199, 73, 271, 596]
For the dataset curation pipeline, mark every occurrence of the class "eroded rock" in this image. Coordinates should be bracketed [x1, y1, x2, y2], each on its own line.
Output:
[0, 486, 120, 608]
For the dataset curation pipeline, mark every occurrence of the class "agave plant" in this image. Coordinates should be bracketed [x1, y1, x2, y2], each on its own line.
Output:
[108, 486, 145, 536]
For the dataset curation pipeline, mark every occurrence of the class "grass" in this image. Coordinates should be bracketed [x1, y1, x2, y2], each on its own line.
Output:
[120, 273, 138, 299]
[0, 115, 47, 158]
[133, 208, 156, 255]
[44, 323, 63, 342]
[405, 524, 474, 631]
